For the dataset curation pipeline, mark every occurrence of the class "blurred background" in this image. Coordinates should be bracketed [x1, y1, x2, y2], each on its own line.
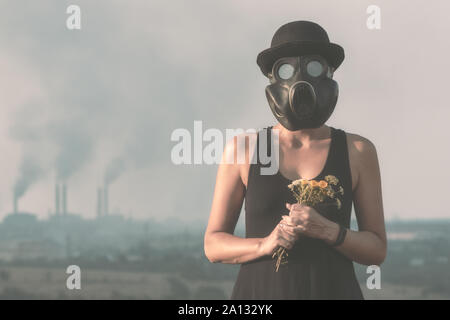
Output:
[0, 0, 449, 299]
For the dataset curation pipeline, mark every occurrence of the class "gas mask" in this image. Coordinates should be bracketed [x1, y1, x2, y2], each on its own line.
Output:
[265, 54, 338, 131]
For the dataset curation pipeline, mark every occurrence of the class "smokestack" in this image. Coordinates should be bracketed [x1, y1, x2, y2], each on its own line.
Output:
[103, 186, 108, 216]
[13, 194, 18, 214]
[55, 184, 60, 216]
[97, 188, 103, 218]
[62, 183, 67, 216]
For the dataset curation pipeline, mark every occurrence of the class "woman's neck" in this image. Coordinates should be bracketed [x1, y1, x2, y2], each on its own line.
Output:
[273, 124, 331, 148]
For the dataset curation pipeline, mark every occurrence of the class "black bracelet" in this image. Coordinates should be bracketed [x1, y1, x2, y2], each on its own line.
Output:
[332, 224, 347, 247]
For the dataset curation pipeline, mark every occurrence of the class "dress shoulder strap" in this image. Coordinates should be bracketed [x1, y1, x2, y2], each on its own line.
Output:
[252, 126, 273, 166]
[327, 127, 354, 224]
[331, 128, 352, 182]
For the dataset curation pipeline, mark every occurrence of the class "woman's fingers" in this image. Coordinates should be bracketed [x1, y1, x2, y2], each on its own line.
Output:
[280, 218, 306, 236]
[279, 223, 300, 242]
[278, 237, 293, 250]
[286, 202, 307, 212]
[282, 215, 294, 224]
[283, 213, 308, 226]
[293, 225, 306, 233]
[278, 226, 295, 241]
[281, 223, 299, 236]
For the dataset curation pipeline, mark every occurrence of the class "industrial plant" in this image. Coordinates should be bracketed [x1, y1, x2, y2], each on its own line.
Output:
[11, 181, 111, 218]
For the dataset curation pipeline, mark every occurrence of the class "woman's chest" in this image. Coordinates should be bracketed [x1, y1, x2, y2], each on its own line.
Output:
[279, 146, 330, 181]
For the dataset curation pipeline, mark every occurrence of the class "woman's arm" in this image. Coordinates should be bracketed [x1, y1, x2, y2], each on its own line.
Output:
[282, 135, 387, 265]
[204, 135, 265, 264]
[204, 134, 299, 264]
[333, 135, 387, 265]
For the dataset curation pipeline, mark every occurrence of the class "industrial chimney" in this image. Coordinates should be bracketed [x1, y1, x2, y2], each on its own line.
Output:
[97, 187, 103, 218]
[103, 186, 108, 216]
[55, 183, 61, 216]
[62, 183, 68, 216]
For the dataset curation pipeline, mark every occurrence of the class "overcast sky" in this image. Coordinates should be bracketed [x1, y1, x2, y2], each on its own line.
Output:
[0, 0, 449, 223]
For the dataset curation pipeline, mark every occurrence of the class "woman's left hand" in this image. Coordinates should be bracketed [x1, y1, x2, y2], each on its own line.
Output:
[282, 203, 339, 244]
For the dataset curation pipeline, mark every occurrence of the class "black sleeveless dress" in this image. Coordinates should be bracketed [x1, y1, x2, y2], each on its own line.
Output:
[230, 126, 363, 300]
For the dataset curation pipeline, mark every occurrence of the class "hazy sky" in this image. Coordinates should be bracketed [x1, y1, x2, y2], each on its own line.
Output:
[0, 0, 449, 222]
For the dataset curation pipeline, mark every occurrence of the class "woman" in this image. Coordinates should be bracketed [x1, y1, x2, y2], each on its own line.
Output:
[204, 21, 386, 299]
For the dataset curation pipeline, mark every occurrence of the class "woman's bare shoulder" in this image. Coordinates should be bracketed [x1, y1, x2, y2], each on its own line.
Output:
[344, 131, 380, 190]
[344, 131, 378, 160]
[222, 131, 259, 187]
[222, 131, 259, 162]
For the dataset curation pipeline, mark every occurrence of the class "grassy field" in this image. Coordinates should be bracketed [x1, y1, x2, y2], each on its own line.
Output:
[0, 266, 448, 299]
[0, 266, 233, 299]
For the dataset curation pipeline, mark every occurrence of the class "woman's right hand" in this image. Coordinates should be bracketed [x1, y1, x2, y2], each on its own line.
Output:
[258, 220, 300, 257]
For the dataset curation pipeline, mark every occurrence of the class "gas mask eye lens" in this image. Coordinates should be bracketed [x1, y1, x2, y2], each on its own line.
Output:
[277, 63, 295, 80]
[306, 60, 324, 77]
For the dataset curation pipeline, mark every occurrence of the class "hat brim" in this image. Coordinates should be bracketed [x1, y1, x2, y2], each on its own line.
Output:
[256, 41, 345, 77]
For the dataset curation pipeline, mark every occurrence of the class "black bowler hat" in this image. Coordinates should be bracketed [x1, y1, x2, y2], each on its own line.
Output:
[257, 21, 345, 77]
